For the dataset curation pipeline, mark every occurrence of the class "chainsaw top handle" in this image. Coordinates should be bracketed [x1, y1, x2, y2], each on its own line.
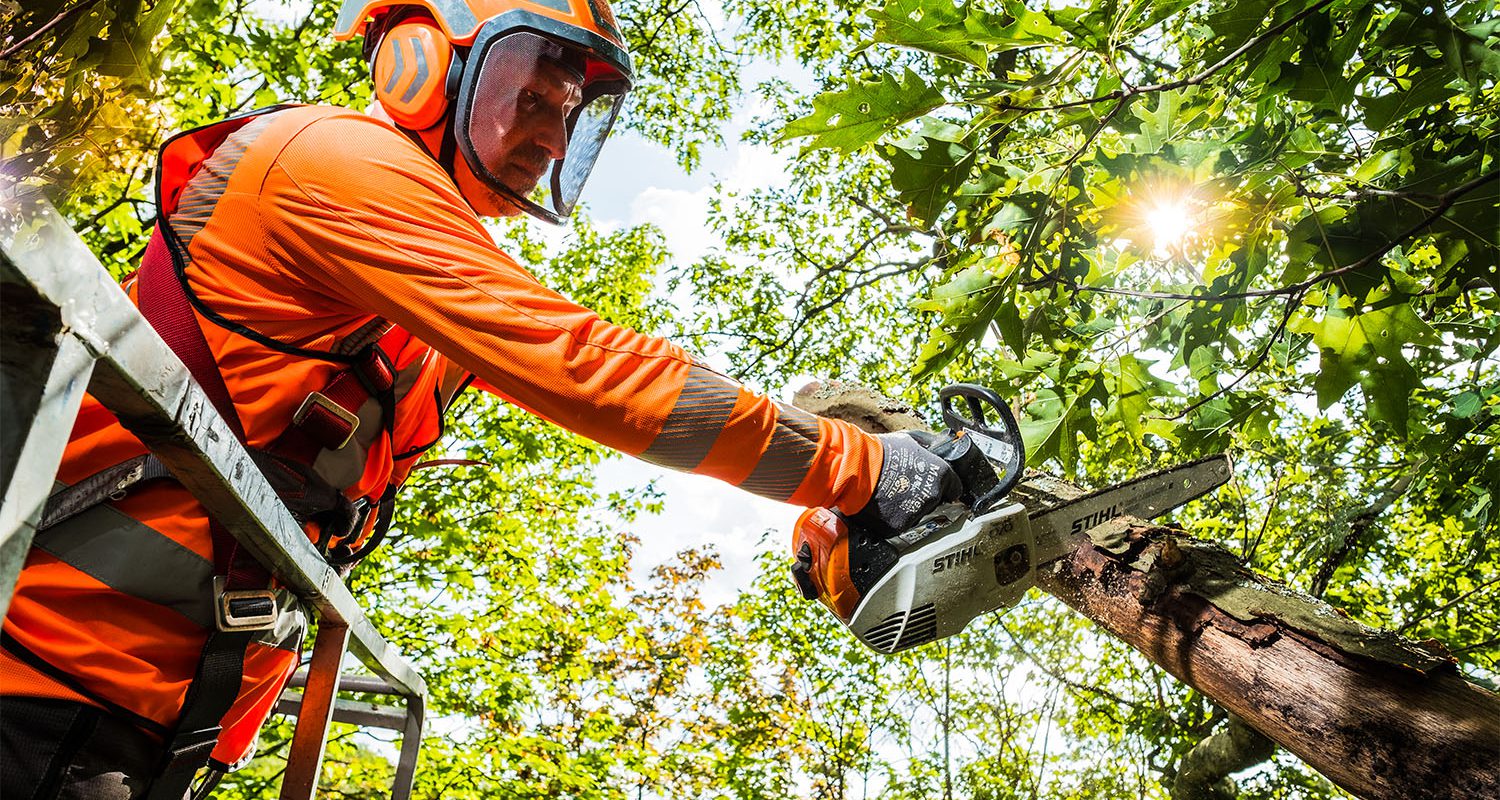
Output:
[938, 383, 1025, 508]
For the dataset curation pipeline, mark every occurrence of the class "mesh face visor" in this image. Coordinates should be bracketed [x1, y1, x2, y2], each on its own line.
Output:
[455, 29, 628, 223]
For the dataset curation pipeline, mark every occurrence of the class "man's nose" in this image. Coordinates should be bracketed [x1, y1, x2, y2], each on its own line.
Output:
[535, 114, 568, 161]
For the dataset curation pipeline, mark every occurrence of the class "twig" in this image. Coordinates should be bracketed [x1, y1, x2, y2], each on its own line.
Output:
[1397, 576, 1500, 635]
[1451, 635, 1500, 656]
[1170, 290, 1303, 420]
[1118, 43, 1178, 74]
[994, 0, 1334, 113]
[1, 0, 106, 59]
[1246, 471, 1282, 563]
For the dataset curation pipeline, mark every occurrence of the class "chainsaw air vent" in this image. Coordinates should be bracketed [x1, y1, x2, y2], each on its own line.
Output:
[863, 603, 938, 653]
[897, 603, 938, 650]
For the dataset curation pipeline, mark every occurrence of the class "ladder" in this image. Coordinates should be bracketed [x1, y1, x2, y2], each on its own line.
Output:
[0, 196, 426, 800]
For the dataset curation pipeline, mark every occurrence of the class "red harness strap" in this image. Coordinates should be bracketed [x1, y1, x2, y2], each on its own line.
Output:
[135, 226, 273, 798]
[136, 230, 248, 442]
[131, 225, 397, 796]
[286, 346, 396, 455]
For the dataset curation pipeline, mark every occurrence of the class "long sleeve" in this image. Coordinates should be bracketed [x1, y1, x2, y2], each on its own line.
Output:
[258, 110, 881, 514]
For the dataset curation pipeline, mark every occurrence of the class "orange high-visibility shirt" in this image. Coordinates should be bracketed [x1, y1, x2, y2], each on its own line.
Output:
[1, 105, 882, 763]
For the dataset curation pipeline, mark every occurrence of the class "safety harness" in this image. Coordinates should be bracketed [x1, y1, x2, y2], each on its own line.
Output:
[26, 225, 401, 798]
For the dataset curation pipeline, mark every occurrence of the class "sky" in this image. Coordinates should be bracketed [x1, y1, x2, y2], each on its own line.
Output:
[574, 114, 810, 608]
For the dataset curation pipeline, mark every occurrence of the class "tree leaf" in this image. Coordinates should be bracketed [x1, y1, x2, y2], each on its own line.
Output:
[1288, 292, 1439, 436]
[882, 132, 977, 224]
[869, 0, 987, 66]
[780, 68, 945, 153]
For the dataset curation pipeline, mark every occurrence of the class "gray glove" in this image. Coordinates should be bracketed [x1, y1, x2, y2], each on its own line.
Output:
[850, 431, 962, 538]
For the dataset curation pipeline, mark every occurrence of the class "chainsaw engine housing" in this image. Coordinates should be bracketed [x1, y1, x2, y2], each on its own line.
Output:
[843, 503, 1033, 653]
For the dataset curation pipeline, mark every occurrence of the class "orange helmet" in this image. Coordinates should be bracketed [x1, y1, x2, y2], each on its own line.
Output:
[335, 0, 633, 222]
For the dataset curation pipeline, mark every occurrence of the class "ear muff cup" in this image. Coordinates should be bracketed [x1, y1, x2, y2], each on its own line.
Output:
[371, 18, 453, 131]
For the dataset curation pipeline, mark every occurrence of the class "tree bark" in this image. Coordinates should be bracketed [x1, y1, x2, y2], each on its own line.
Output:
[793, 380, 1500, 800]
[1170, 714, 1275, 800]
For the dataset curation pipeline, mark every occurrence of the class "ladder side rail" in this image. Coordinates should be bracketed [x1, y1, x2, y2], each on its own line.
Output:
[0, 253, 97, 619]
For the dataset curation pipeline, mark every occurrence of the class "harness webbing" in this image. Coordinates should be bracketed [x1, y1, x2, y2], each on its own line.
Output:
[138, 231, 247, 442]
[28, 218, 404, 793]
[137, 225, 264, 800]
[37, 453, 172, 532]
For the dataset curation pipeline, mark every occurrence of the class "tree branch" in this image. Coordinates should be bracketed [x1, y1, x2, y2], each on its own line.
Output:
[1170, 714, 1276, 800]
[1169, 290, 1303, 421]
[1309, 468, 1420, 598]
[1397, 576, 1500, 636]
[994, 0, 1335, 114]
[0, 0, 107, 60]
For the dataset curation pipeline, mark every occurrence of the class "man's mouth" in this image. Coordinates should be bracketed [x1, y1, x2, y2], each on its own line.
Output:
[504, 158, 550, 193]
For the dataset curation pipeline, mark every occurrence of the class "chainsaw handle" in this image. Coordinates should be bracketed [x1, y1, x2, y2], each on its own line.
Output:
[938, 383, 1025, 502]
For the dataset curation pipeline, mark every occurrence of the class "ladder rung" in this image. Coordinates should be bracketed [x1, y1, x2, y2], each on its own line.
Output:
[275, 690, 410, 731]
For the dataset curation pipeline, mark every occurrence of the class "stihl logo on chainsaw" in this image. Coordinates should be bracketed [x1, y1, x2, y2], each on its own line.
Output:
[1070, 505, 1122, 534]
[932, 544, 978, 573]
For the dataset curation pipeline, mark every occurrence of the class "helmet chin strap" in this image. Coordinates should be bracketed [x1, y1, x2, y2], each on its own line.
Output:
[438, 113, 458, 179]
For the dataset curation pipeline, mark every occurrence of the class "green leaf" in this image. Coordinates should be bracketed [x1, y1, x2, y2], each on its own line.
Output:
[1452, 391, 1482, 419]
[971, 1, 1069, 50]
[1281, 126, 1324, 170]
[1101, 355, 1163, 439]
[869, 0, 986, 66]
[883, 130, 977, 224]
[1287, 292, 1439, 435]
[1356, 68, 1461, 133]
[780, 68, 945, 153]
[1352, 149, 1402, 184]
[1129, 89, 1194, 155]
[1019, 385, 1084, 465]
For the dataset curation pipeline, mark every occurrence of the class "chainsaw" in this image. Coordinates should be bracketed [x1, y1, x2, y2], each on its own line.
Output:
[790, 383, 1233, 654]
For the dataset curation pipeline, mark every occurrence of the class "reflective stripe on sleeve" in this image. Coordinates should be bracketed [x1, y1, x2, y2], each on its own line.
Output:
[172, 114, 277, 250]
[738, 404, 822, 501]
[638, 365, 740, 471]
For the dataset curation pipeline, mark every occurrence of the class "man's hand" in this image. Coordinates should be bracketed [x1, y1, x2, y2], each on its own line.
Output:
[850, 431, 962, 538]
[789, 432, 960, 616]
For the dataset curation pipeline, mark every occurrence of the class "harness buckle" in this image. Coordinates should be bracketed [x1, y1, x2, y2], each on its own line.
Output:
[293, 391, 360, 450]
[213, 577, 280, 632]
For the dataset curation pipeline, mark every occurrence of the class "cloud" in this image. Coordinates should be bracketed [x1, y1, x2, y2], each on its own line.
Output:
[596, 458, 799, 609]
[628, 186, 715, 265]
[724, 143, 790, 193]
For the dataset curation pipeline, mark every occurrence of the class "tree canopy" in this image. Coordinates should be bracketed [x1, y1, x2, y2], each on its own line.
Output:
[3, 0, 1496, 797]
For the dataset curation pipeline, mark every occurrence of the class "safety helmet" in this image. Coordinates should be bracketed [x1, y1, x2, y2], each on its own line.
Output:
[334, 0, 633, 223]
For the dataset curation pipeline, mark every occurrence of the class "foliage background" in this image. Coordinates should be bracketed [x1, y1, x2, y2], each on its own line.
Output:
[2, 0, 1496, 797]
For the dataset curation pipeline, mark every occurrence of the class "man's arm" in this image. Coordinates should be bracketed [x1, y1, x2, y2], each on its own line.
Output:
[259, 112, 882, 514]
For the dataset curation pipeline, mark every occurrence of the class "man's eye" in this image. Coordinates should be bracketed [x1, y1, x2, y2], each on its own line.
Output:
[519, 91, 540, 111]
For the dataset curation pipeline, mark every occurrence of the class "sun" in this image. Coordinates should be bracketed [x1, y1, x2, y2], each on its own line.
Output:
[1122, 183, 1206, 257]
[1145, 200, 1194, 250]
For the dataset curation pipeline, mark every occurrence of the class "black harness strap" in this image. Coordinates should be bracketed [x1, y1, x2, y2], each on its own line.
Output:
[38, 454, 172, 532]
[146, 566, 254, 800]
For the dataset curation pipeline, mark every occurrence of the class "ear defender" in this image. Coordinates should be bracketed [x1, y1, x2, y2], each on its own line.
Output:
[371, 16, 453, 131]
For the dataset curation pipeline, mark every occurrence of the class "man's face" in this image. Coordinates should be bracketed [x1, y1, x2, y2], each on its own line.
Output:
[467, 56, 584, 198]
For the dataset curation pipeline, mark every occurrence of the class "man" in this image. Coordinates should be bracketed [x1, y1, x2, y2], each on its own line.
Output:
[0, 1, 959, 797]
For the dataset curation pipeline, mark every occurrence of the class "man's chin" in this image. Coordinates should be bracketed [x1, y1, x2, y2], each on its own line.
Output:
[454, 166, 526, 218]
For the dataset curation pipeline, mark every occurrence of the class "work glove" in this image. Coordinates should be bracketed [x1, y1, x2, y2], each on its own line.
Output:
[790, 431, 961, 615]
[850, 431, 963, 538]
